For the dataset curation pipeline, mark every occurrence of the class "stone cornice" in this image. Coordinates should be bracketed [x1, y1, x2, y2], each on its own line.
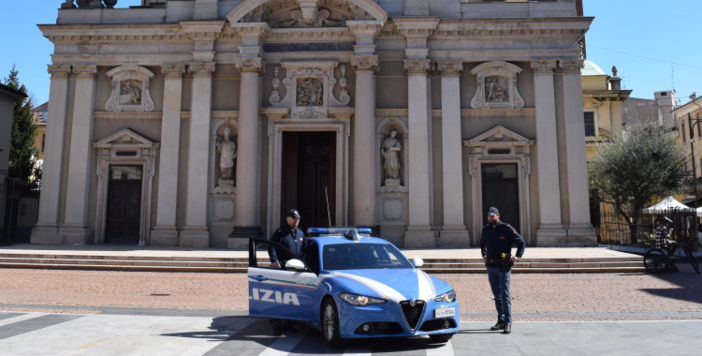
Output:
[72, 65, 98, 79]
[188, 62, 216, 77]
[180, 21, 226, 41]
[559, 59, 585, 74]
[346, 21, 384, 37]
[531, 60, 558, 74]
[433, 17, 592, 39]
[231, 22, 271, 38]
[404, 59, 432, 75]
[48, 64, 72, 79]
[161, 64, 186, 79]
[393, 17, 441, 38]
[436, 61, 463, 76]
[351, 55, 379, 72]
[234, 58, 265, 73]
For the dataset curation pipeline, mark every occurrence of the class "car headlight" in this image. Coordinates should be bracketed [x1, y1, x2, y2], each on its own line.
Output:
[339, 293, 386, 306]
[433, 290, 456, 303]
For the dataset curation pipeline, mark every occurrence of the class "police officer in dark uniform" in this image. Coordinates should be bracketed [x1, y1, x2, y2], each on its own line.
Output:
[268, 209, 306, 336]
[480, 207, 525, 334]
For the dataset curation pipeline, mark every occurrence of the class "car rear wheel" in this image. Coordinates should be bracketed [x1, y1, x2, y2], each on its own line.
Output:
[322, 298, 345, 347]
[429, 333, 454, 343]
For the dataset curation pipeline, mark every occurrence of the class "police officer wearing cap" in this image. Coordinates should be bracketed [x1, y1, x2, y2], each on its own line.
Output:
[480, 207, 525, 334]
[268, 209, 306, 336]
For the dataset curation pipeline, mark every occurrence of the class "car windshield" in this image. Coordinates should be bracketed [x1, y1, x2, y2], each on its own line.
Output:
[322, 243, 414, 270]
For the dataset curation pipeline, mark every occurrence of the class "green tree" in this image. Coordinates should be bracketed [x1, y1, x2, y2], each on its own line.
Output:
[588, 124, 688, 244]
[3, 64, 38, 182]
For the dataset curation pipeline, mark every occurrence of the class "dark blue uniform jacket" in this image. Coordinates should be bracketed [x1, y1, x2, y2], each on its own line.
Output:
[480, 221, 526, 268]
[268, 225, 306, 263]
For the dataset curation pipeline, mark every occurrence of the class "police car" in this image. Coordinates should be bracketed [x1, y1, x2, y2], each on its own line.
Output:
[247, 227, 459, 347]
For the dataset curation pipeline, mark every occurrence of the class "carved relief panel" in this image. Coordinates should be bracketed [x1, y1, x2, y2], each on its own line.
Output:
[241, 0, 374, 29]
[470, 62, 525, 110]
[269, 61, 350, 119]
[105, 65, 155, 112]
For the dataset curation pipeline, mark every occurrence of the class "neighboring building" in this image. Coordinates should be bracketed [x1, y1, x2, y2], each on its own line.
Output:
[581, 60, 631, 160]
[32, 0, 596, 248]
[0, 83, 28, 181]
[32, 102, 48, 162]
[673, 95, 702, 203]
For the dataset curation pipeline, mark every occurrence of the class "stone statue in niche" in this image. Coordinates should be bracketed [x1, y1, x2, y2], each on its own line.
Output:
[485, 77, 507, 103]
[296, 78, 323, 106]
[381, 130, 402, 182]
[217, 127, 237, 181]
[120, 80, 142, 105]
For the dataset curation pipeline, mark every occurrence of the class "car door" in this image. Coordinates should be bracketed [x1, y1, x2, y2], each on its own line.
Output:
[248, 238, 318, 321]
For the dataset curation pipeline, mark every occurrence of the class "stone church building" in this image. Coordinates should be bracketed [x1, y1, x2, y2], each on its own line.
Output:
[32, 0, 595, 248]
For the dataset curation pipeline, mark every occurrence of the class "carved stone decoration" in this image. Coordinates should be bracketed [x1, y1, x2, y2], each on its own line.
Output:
[48, 64, 72, 79]
[161, 64, 186, 79]
[351, 55, 379, 72]
[328, 64, 350, 107]
[240, 0, 369, 28]
[217, 127, 237, 182]
[73, 65, 98, 79]
[559, 59, 586, 74]
[269, 66, 282, 106]
[272, 61, 347, 119]
[530, 59, 558, 75]
[436, 61, 463, 76]
[189, 62, 216, 77]
[234, 58, 264, 73]
[61, 0, 77, 9]
[470, 61, 525, 109]
[381, 129, 402, 182]
[105, 65, 155, 112]
[403, 59, 432, 75]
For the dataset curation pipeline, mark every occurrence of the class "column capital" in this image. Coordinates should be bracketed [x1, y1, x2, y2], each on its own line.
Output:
[393, 18, 440, 38]
[351, 55, 379, 72]
[559, 59, 585, 75]
[232, 23, 271, 41]
[347, 21, 383, 46]
[161, 64, 186, 79]
[48, 65, 72, 79]
[530, 59, 558, 75]
[436, 61, 463, 76]
[404, 59, 432, 75]
[180, 21, 226, 41]
[72, 65, 98, 79]
[188, 62, 216, 77]
[234, 58, 265, 73]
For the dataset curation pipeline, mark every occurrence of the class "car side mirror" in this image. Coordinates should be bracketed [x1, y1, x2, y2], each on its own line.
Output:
[285, 259, 307, 271]
[412, 257, 424, 268]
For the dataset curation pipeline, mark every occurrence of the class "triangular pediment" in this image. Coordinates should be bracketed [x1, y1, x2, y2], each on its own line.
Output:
[464, 125, 533, 146]
[94, 128, 158, 148]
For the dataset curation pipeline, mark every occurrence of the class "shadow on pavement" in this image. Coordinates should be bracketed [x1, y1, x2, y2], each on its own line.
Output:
[640, 262, 702, 305]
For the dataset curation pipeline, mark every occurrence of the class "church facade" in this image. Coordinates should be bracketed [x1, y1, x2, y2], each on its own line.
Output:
[32, 0, 596, 248]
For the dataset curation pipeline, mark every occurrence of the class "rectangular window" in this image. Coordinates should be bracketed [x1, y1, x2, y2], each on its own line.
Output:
[584, 112, 595, 137]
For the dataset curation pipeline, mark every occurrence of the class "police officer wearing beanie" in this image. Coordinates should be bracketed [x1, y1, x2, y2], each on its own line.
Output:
[480, 207, 525, 334]
[268, 209, 306, 336]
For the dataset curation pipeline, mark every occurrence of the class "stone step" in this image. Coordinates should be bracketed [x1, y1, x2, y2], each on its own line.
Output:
[0, 257, 250, 268]
[422, 261, 644, 269]
[0, 262, 246, 273]
[422, 257, 642, 263]
[0, 253, 256, 263]
[418, 267, 648, 273]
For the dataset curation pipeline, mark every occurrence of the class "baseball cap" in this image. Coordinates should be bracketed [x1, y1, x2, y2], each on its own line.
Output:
[287, 209, 301, 219]
[487, 207, 499, 216]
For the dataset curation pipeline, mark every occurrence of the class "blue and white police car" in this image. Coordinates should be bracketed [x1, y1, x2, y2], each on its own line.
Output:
[247, 227, 459, 347]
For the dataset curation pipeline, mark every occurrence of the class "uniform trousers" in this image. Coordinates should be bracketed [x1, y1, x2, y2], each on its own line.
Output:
[487, 266, 512, 325]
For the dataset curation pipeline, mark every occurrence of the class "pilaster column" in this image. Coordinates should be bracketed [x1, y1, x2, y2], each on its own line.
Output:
[59, 64, 98, 244]
[436, 61, 470, 247]
[151, 64, 186, 246]
[31, 65, 72, 245]
[231, 58, 265, 241]
[395, 17, 439, 248]
[559, 59, 597, 245]
[180, 62, 215, 247]
[531, 60, 567, 245]
[350, 55, 379, 227]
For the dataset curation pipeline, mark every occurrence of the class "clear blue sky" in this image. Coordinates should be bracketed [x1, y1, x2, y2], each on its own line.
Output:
[1, 0, 700, 105]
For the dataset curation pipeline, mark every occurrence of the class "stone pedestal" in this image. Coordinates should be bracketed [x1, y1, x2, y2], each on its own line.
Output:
[215, 180, 234, 194]
[179, 227, 210, 248]
[150, 228, 179, 247]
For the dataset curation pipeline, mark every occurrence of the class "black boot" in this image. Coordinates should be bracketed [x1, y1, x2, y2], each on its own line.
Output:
[503, 325, 511, 334]
[490, 322, 505, 330]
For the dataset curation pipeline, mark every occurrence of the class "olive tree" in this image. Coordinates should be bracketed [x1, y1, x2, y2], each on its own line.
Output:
[588, 124, 688, 244]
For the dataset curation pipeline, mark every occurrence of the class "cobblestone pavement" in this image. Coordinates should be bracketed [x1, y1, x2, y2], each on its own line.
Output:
[0, 312, 698, 356]
[0, 264, 701, 320]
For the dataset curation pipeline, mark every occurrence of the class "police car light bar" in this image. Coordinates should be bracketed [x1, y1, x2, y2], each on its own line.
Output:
[306, 227, 373, 235]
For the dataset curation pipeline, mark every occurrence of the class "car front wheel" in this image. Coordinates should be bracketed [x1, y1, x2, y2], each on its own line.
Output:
[322, 298, 345, 347]
[429, 333, 454, 343]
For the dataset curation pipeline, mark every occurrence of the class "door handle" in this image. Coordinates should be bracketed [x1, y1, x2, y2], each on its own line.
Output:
[249, 275, 268, 281]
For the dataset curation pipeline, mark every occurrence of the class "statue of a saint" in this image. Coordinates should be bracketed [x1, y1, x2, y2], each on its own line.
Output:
[217, 127, 237, 181]
[381, 130, 402, 180]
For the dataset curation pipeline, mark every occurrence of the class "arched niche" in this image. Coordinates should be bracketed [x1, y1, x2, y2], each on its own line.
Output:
[375, 116, 408, 192]
[226, 0, 388, 27]
[105, 65, 156, 112]
[210, 118, 240, 193]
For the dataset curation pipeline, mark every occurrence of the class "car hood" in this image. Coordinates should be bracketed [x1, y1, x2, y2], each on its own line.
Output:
[321, 269, 442, 303]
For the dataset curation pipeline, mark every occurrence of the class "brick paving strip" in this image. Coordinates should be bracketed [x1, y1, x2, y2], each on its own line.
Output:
[1, 264, 701, 321]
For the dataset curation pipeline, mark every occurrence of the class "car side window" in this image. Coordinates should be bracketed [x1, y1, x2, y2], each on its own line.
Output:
[303, 242, 321, 275]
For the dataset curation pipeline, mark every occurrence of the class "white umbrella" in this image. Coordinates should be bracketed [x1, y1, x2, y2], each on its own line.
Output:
[644, 196, 693, 213]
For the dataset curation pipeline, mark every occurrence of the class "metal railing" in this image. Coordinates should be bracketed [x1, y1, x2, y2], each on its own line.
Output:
[596, 205, 699, 248]
[0, 179, 40, 246]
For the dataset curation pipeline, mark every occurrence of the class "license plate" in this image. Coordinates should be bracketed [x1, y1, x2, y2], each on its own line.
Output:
[434, 307, 455, 318]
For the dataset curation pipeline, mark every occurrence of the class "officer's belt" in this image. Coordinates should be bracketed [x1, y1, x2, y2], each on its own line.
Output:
[487, 259, 508, 264]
